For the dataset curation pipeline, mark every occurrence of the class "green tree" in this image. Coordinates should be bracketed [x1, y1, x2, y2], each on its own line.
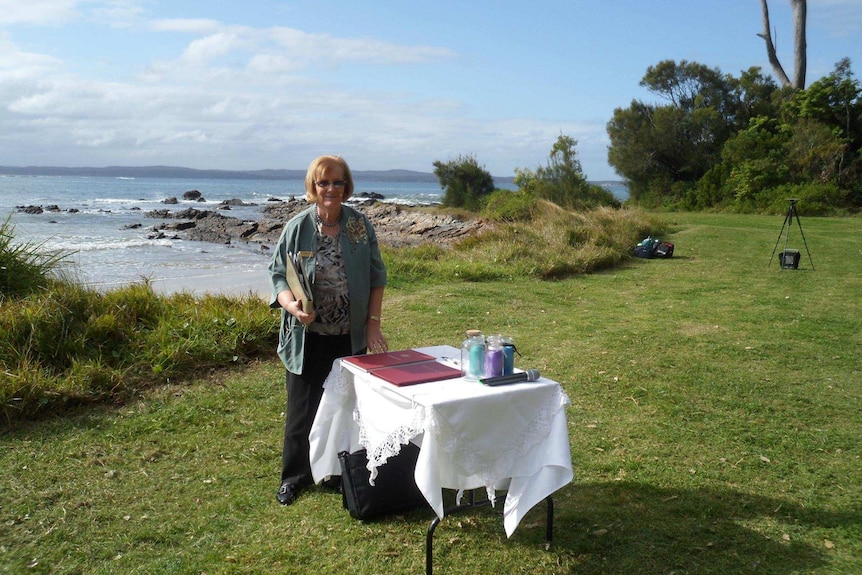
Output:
[606, 101, 662, 200]
[784, 58, 862, 177]
[720, 59, 862, 210]
[719, 116, 791, 209]
[608, 61, 779, 205]
[432, 154, 495, 211]
[786, 118, 848, 184]
[516, 134, 619, 210]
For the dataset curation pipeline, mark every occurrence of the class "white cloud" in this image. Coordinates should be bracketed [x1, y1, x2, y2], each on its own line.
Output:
[266, 27, 457, 65]
[131, 21, 456, 90]
[0, 0, 150, 27]
[150, 18, 223, 34]
[0, 0, 80, 25]
[89, 0, 146, 27]
[246, 53, 303, 75]
[181, 31, 244, 65]
[0, 33, 63, 74]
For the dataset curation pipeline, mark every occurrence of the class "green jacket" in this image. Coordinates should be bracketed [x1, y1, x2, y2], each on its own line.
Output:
[268, 204, 387, 373]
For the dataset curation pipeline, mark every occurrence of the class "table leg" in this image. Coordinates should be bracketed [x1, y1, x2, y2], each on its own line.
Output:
[424, 495, 554, 575]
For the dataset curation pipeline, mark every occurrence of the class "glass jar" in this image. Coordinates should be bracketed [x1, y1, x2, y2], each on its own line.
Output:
[484, 334, 504, 378]
[501, 336, 516, 375]
[460, 330, 485, 380]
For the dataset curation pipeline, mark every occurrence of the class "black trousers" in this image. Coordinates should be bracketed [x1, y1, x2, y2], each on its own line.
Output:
[281, 332, 354, 485]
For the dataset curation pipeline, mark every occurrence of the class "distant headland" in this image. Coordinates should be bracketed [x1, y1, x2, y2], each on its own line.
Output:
[0, 165, 636, 196]
[0, 164, 516, 185]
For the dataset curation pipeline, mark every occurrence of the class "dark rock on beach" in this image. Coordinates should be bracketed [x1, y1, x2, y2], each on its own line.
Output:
[17, 205, 44, 214]
[219, 198, 256, 207]
[15, 204, 78, 215]
[354, 191, 385, 201]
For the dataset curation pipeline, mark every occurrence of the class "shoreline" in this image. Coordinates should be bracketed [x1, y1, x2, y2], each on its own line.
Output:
[149, 267, 272, 299]
[70, 262, 273, 299]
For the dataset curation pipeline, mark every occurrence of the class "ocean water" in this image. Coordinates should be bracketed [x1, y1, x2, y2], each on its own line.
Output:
[1, 174, 627, 294]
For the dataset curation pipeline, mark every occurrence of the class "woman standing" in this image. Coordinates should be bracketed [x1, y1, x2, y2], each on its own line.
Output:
[268, 155, 388, 505]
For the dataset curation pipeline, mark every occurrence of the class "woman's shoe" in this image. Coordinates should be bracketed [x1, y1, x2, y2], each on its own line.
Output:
[276, 481, 300, 505]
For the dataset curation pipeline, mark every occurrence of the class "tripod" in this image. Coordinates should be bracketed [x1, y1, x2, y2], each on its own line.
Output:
[768, 199, 814, 270]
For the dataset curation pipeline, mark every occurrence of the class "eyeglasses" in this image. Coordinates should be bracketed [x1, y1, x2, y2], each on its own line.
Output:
[314, 180, 347, 189]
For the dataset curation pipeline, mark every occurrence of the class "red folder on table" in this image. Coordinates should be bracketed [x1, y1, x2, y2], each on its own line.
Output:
[342, 349, 434, 372]
[370, 360, 462, 387]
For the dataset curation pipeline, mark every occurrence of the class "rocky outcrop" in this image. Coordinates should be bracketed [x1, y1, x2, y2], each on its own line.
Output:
[16, 204, 77, 214]
[351, 202, 486, 247]
[219, 198, 256, 207]
[146, 198, 487, 249]
[146, 207, 253, 245]
[16, 198, 486, 249]
[17, 205, 45, 214]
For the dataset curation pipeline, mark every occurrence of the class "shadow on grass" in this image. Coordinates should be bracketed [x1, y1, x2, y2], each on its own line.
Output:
[363, 482, 847, 574]
[362, 480, 855, 574]
[543, 481, 856, 574]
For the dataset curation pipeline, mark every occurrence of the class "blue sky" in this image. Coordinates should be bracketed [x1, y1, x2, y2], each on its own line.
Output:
[1, 1, 860, 180]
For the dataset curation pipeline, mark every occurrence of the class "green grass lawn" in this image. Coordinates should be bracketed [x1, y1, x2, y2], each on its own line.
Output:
[2, 212, 860, 574]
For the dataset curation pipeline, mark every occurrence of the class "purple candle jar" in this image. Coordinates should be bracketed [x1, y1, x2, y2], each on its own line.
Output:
[484, 334, 503, 378]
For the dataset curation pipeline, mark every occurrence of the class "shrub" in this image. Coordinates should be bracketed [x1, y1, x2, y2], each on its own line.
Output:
[433, 155, 495, 211]
[482, 189, 535, 222]
[0, 216, 68, 300]
[764, 182, 849, 215]
[1, 281, 277, 424]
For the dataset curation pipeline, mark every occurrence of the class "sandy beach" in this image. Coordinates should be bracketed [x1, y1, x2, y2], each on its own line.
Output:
[149, 265, 272, 301]
[146, 265, 272, 299]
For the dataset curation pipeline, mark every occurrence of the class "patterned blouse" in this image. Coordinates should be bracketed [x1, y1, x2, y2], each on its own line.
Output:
[308, 226, 351, 335]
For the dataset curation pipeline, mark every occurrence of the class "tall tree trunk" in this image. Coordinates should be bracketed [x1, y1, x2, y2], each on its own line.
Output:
[757, 0, 807, 89]
[791, 0, 807, 89]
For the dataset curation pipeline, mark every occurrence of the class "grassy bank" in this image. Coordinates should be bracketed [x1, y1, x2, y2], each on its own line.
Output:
[1, 211, 860, 574]
[0, 284, 276, 424]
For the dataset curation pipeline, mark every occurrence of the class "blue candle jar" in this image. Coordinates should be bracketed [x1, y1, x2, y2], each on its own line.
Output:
[460, 330, 485, 380]
[501, 336, 516, 375]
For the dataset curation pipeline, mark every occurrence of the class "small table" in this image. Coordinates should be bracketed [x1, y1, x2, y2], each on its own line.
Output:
[309, 345, 573, 572]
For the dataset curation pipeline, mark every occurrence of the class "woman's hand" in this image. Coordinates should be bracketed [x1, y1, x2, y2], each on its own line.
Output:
[289, 300, 315, 327]
[366, 321, 388, 354]
[277, 291, 315, 327]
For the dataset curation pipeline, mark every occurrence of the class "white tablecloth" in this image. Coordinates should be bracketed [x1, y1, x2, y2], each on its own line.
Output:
[309, 345, 573, 537]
